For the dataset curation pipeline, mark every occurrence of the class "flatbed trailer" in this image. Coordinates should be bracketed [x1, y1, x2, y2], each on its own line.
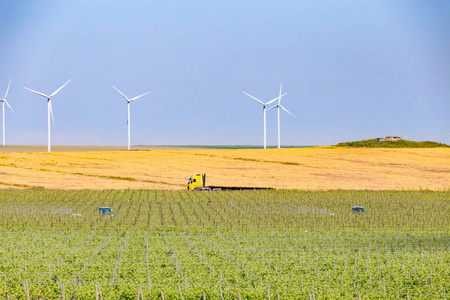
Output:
[187, 173, 274, 191]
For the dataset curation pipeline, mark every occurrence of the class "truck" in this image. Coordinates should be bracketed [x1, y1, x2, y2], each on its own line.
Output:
[187, 173, 274, 191]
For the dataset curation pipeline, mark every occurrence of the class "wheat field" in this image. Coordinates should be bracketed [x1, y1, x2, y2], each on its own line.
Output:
[0, 147, 448, 190]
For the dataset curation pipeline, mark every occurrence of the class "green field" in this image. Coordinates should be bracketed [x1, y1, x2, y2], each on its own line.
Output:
[0, 189, 449, 299]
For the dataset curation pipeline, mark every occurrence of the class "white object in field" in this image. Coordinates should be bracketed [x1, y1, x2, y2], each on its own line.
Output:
[112, 86, 151, 150]
[1, 79, 16, 146]
[24, 79, 71, 152]
[243, 89, 286, 149]
[267, 83, 296, 148]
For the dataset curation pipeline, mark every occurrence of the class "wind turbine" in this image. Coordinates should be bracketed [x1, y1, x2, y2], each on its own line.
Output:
[112, 86, 151, 150]
[267, 83, 296, 148]
[243, 90, 286, 149]
[24, 79, 71, 152]
[1, 79, 16, 146]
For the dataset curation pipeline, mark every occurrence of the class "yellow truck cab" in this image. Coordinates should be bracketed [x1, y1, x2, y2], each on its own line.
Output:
[187, 174, 205, 191]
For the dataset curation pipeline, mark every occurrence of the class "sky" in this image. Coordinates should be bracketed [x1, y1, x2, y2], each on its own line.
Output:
[0, 0, 449, 146]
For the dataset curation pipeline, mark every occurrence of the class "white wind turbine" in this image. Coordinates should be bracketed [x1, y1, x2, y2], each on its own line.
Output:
[1, 79, 16, 146]
[113, 86, 151, 150]
[243, 90, 286, 149]
[24, 79, 71, 152]
[267, 83, 296, 148]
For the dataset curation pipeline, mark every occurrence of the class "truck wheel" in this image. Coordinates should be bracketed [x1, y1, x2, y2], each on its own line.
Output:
[193, 187, 211, 192]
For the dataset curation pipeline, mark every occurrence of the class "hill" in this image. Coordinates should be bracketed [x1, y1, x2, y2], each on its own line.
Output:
[336, 139, 449, 148]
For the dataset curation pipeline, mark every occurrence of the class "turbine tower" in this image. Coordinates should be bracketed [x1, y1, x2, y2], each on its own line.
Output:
[24, 79, 71, 152]
[243, 90, 286, 149]
[113, 86, 151, 150]
[267, 83, 296, 148]
[1, 79, 16, 146]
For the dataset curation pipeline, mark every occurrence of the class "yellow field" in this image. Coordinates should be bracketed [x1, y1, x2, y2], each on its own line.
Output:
[0, 147, 448, 190]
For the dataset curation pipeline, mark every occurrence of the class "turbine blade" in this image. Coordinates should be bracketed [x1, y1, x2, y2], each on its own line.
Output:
[278, 82, 282, 104]
[4, 79, 11, 99]
[49, 100, 55, 125]
[130, 91, 151, 101]
[24, 87, 49, 99]
[4, 100, 16, 116]
[49, 79, 71, 98]
[280, 105, 296, 118]
[243, 92, 264, 105]
[265, 93, 287, 105]
[266, 105, 278, 112]
[113, 86, 130, 102]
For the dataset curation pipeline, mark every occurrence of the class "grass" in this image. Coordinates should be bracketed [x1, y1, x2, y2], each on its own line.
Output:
[0, 189, 448, 299]
[0, 148, 448, 190]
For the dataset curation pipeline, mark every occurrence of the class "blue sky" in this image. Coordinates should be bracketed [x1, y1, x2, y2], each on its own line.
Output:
[1, 1, 449, 146]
